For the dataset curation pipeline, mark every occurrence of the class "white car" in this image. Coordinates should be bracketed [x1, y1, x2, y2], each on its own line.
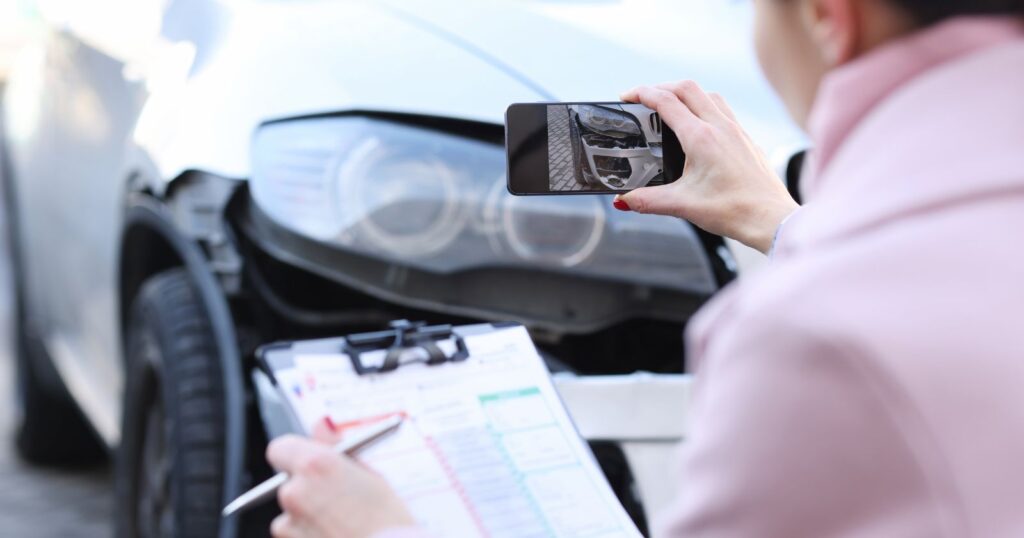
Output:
[1, 0, 803, 536]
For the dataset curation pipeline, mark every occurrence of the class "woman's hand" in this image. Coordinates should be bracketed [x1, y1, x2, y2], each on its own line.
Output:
[266, 422, 416, 538]
[617, 81, 799, 254]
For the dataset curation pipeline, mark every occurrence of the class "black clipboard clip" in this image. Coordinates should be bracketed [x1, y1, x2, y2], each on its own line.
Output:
[342, 320, 470, 376]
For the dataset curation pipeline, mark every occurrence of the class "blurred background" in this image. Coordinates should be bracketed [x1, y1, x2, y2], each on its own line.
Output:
[0, 0, 37, 79]
[0, 1, 113, 535]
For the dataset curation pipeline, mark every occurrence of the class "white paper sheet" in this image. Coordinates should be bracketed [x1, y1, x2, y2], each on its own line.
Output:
[271, 326, 642, 538]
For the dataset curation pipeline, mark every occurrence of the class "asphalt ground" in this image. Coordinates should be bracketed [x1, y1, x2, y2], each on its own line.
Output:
[0, 84, 114, 536]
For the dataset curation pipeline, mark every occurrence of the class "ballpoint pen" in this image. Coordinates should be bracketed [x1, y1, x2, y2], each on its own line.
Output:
[222, 415, 404, 517]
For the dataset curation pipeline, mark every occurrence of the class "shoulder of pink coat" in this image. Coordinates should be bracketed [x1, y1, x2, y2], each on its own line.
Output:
[784, 39, 1024, 254]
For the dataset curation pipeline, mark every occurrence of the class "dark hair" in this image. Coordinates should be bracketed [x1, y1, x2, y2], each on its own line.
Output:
[891, 0, 1024, 26]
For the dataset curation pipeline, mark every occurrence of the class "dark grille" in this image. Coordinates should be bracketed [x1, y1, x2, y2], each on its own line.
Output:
[650, 113, 662, 136]
[594, 156, 632, 179]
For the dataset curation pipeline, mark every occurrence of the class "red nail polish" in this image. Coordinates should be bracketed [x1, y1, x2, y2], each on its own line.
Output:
[613, 199, 631, 212]
[324, 416, 338, 433]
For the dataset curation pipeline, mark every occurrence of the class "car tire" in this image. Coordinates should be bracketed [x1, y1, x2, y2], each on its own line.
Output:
[115, 268, 225, 538]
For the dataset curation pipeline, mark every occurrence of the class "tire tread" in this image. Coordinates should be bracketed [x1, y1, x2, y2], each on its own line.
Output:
[115, 269, 226, 538]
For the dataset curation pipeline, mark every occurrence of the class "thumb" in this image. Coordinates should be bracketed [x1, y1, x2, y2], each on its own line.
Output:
[618, 183, 687, 217]
[310, 417, 344, 444]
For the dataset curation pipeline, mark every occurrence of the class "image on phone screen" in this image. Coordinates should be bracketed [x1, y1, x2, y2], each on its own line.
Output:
[550, 104, 667, 192]
[506, 102, 684, 196]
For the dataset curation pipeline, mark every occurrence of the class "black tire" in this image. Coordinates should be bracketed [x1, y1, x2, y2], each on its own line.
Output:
[116, 268, 226, 538]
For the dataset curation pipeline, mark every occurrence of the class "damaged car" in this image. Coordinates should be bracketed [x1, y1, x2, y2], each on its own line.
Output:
[570, 104, 667, 190]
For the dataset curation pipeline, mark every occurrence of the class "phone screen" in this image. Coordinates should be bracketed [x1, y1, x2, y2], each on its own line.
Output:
[506, 102, 684, 195]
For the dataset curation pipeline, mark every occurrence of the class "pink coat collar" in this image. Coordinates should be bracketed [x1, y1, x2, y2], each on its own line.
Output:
[804, 16, 1024, 198]
[778, 35, 1024, 257]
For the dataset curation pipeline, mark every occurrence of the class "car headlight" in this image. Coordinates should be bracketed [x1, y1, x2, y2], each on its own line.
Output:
[575, 105, 642, 138]
[250, 115, 716, 294]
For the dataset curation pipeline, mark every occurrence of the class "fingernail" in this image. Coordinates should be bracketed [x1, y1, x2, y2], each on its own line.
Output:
[324, 416, 338, 433]
[613, 198, 631, 212]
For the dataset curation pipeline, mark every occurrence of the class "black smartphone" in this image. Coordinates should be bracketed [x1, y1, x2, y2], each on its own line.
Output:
[506, 102, 685, 195]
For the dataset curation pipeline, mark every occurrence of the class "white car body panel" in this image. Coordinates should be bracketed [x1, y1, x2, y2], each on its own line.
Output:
[136, 0, 549, 185]
[554, 373, 692, 523]
[135, 0, 803, 184]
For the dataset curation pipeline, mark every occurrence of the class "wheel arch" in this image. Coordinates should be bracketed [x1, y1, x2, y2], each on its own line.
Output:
[118, 192, 245, 538]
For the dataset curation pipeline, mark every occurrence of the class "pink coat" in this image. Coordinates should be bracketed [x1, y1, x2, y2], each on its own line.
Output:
[656, 18, 1024, 538]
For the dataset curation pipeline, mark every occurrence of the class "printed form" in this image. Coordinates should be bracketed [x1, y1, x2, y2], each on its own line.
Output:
[271, 326, 642, 538]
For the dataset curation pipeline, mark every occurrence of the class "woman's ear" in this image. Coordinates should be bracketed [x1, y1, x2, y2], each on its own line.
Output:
[800, 0, 862, 67]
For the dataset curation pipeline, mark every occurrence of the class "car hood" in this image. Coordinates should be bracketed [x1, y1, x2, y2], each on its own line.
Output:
[138, 0, 803, 181]
[378, 0, 804, 151]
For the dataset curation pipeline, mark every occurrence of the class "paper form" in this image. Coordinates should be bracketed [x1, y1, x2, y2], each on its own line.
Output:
[271, 326, 642, 538]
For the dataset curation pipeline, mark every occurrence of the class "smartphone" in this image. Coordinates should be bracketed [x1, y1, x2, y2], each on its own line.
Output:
[506, 102, 685, 195]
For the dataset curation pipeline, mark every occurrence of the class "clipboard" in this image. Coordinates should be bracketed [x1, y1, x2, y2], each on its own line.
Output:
[254, 320, 643, 538]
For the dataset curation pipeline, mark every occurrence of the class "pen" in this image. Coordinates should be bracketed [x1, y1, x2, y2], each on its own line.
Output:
[222, 415, 404, 517]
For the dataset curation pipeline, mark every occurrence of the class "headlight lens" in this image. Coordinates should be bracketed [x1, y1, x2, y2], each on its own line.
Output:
[251, 116, 715, 294]
[575, 105, 642, 138]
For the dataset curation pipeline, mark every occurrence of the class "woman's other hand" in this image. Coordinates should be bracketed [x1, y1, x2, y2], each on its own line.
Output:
[266, 421, 416, 538]
[618, 81, 799, 254]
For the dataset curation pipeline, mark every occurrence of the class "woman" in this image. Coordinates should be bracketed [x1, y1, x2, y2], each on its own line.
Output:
[266, 1, 1024, 536]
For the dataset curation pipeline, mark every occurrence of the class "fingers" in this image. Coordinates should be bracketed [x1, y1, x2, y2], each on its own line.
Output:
[266, 433, 416, 537]
[708, 92, 738, 123]
[622, 86, 703, 137]
[277, 474, 312, 517]
[273, 453, 347, 521]
[270, 513, 298, 538]
[266, 435, 304, 473]
[618, 183, 689, 218]
[654, 81, 724, 122]
[270, 512, 316, 538]
[266, 435, 335, 475]
[619, 86, 641, 103]
[310, 417, 343, 444]
[625, 81, 735, 123]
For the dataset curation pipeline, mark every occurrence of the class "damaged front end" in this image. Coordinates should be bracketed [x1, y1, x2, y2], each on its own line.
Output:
[571, 104, 667, 190]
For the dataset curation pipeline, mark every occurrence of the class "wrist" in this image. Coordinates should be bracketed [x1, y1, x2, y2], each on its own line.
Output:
[741, 198, 799, 255]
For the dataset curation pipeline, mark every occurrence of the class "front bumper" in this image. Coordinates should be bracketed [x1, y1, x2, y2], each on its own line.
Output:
[581, 142, 664, 190]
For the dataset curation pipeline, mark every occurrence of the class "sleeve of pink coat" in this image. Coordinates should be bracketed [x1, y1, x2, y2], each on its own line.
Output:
[654, 315, 944, 537]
